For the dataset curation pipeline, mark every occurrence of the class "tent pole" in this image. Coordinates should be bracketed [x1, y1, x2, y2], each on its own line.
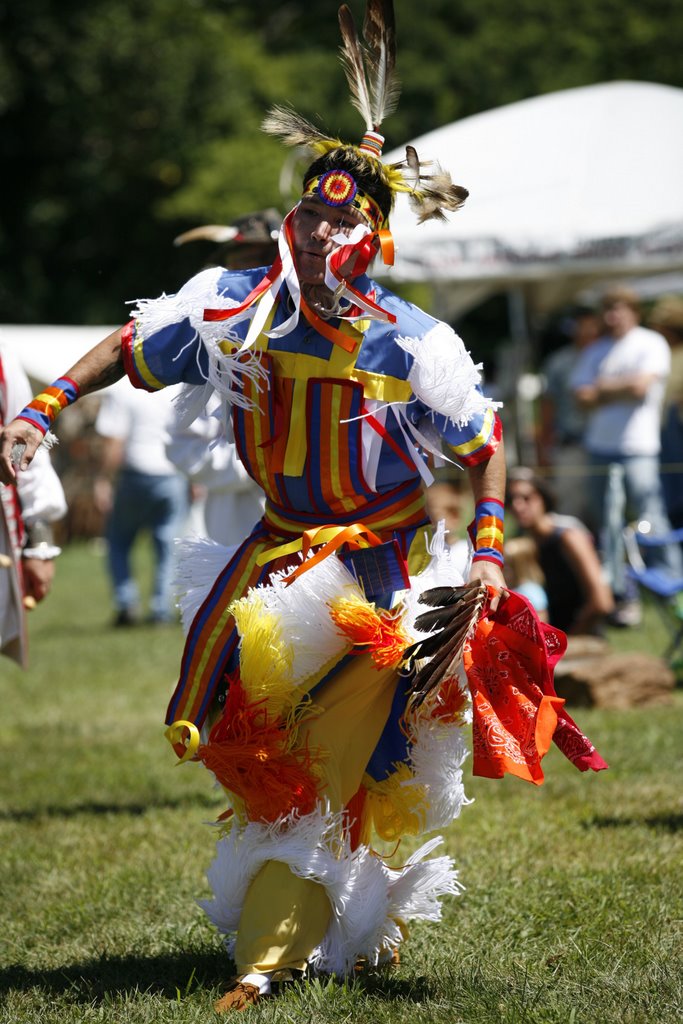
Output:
[506, 286, 535, 467]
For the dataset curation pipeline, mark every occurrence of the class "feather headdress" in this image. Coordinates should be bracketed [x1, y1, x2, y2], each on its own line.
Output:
[262, 0, 468, 224]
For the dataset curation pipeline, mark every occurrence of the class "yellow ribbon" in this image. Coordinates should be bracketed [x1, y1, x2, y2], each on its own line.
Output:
[256, 522, 384, 585]
[165, 719, 201, 763]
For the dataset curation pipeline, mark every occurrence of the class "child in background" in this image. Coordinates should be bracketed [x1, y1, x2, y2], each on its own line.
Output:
[504, 536, 549, 621]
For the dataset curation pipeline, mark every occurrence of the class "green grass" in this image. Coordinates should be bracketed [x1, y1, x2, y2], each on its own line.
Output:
[1, 542, 681, 1023]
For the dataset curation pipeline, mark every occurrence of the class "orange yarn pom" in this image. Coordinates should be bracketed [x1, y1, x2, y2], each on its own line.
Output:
[329, 596, 410, 668]
[198, 677, 323, 823]
[428, 675, 468, 723]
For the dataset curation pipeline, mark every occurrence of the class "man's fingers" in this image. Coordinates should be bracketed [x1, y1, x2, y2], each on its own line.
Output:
[487, 587, 510, 614]
[0, 424, 42, 483]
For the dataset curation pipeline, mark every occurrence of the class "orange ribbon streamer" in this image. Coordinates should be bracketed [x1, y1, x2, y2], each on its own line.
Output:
[284, 522, 384, 585]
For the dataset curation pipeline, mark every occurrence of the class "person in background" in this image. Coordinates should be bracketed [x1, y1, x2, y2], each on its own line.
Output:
[0, 342, 66, 665]
[538, 305, 600, 520]
[649, 294, 683, 531]
[503, 535, 548, 621]
[507, 467, 613, 635]
[570, 285, 682, 623]
[94, 383, 188, 626]
[424, 473, 470, 577]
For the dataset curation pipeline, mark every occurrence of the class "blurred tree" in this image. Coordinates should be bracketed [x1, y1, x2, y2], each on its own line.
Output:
[0, 0, 681, 323]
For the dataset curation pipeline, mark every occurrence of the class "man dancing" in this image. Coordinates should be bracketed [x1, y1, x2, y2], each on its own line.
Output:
[0, 1, 510, 1010]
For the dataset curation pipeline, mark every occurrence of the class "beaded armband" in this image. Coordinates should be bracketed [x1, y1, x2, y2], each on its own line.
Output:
[17, 377, 80, 436]
[470, 497, 505, 567]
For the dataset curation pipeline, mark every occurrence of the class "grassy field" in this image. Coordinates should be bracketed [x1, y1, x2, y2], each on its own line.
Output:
[0, 541, 681, 1023]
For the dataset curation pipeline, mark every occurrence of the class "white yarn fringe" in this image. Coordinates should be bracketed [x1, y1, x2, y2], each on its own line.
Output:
[41, 430, 58, 451]
[398, 520, 469, 643]
[396, 323, 500, 427]
[174, 535, 237, 632]
[404, 715, 472, 832]
[128, 267, 268, 409]
[239, 553, 362, 688]
[200, 807, 462, 976]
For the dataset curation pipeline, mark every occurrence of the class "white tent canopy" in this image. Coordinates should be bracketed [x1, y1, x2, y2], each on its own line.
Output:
[0, 325, 117, 386]
[382, 81, 683, 313]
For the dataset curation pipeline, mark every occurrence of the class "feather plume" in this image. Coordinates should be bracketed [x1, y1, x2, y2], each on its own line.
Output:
[363, 0, 400, 129]
[338, 5, 373, 130]
[261, 105, 333, 150]
[410, 166, 469, 223]
[402, 144, 421, 191]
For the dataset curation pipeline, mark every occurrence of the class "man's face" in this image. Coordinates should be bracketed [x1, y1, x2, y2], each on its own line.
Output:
[289, 197, 367, 286]
[603, 300, 638, 338]
[508, 483, 545, 529]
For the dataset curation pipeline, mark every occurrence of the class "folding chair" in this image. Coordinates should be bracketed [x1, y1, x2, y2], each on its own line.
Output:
[623, 523, 683, 665]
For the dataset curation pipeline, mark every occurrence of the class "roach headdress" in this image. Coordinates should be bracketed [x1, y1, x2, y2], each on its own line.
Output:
[262, 0, 468, 228]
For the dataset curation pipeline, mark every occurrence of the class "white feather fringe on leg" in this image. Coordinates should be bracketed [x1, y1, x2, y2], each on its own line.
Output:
[200, 807, 463, 976]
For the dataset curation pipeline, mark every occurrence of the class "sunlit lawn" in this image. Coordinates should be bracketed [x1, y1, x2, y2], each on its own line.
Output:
[0, 541, 681, 1023]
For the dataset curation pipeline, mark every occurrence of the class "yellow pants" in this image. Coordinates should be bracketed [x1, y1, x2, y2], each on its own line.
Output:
[234, 655, 400, 974]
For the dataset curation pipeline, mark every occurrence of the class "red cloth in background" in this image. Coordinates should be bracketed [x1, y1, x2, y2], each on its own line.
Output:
[463, 590, 608, 785]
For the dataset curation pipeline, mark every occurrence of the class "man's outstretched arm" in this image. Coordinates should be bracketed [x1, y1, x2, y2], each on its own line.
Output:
[0, 327, 125, 484]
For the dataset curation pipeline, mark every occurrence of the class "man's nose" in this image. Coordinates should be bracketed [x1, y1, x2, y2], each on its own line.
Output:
[311, 218, 333, 241]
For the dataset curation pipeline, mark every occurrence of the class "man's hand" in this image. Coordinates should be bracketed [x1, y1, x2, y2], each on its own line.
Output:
[468, 559, 508, 613]
[0, 420, 45, 485]
[22, 557, 56, 603]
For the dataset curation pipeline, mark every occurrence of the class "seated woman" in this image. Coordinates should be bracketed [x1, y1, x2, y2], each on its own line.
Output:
[507, 468, 614, 635]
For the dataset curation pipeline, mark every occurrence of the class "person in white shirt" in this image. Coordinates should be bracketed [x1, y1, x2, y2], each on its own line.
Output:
[0, 343, 66, 664]
[571, 286, 682, 608]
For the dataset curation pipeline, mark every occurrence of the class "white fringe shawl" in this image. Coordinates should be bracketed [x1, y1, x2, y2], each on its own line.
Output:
[128, 266, 268, 413]
[199, 807, 462, 976]
[402, 713, 472, 833]
[174, 539, 364, 684]
[396, 322, 499, 429]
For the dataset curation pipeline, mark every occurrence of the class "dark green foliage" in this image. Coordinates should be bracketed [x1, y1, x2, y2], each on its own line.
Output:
[1, 0, 682, 323]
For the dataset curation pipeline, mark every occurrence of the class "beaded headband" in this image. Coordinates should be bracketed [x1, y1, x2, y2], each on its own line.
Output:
[302, 169, 386, 232]
[262, 2, 468, 227]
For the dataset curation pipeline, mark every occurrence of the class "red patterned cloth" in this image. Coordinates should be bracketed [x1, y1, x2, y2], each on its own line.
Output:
[463, 591, 608, 785]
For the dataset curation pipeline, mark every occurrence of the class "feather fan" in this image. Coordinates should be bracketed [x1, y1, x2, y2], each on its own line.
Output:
[405, 582, 486, 708]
